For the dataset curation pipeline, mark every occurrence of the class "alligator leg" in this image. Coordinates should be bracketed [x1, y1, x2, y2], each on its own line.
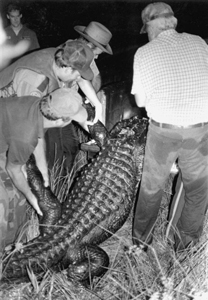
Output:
[61, 244, 109, 284]
[26, 154, 62, 236]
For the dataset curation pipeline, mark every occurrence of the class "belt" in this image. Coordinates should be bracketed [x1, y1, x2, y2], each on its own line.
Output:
[150, 119, 208, 129]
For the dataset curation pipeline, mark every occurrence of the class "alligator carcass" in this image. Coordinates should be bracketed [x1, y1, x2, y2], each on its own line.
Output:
[2, 116, 147, 284]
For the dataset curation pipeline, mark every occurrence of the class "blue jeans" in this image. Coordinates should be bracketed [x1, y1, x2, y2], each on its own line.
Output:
[133, 122, 208, 249]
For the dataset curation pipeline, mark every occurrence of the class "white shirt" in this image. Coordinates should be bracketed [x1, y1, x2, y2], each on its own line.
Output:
[132, 29, 208, 125]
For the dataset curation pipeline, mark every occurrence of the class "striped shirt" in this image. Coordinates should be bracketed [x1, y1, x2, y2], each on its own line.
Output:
[131, 29, 208, 125]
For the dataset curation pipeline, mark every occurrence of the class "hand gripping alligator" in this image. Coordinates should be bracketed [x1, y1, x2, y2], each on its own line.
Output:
[2, 116, 148, 285]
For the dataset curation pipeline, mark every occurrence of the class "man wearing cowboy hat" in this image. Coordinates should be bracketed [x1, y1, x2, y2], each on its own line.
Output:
[59, 21, 113, 92]
[74, 21, 113, 92]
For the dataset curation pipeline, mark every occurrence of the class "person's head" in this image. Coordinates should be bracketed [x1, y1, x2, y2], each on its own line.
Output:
[40, 88, 88, 127]
[140, 2, 178, 41]
[74, 21, 113, 59]
[7, 3, 22, 28]
[54, 40, 94, 83]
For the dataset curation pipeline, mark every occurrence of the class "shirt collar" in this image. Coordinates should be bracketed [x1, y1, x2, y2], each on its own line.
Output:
[157, 29, 177, 38]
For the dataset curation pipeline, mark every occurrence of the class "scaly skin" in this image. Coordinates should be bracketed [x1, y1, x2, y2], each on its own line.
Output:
[26, 154, 62, 236]
[2, 116, 147, 283]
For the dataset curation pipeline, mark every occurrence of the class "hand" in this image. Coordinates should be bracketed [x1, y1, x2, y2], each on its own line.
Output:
[28, 193, 43, 216]
[0, 40, 30, 70]
[42, 172, 49, 187]
[84, 97, 91, 104]
[21, 164, 27, 179]
[88, 103, 102, 125]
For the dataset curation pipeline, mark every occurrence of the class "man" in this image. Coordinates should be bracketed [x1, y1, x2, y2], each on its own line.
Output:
[0, 88, 89, 254]
[4, 3, 39, 60]
[74, 21, 113, 93]
[131, 2, 208, 252]
[60, 21, 113, 92]
[50, 21, 113, 168]
[0, 13, 30, 256]
[0, 14, 30, 70]
[0, 40, 102, 169]
[0, 42, 96, 253]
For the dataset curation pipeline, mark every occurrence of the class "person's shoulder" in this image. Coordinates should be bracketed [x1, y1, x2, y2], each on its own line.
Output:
[134, 41, 153, 59]
[25, 47, 56, 59]
[16, 95, 41, 108]
[182, 32, 204, 42]
[22, 25, 37, 35]
[4, 25, 12, 33]
[4, 25, 10, 31]
[182, 32, 208, 48]
[13, 95, 41, 102]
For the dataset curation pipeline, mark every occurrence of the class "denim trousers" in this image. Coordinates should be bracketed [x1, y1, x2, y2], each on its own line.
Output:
[133, 122, 208, 249]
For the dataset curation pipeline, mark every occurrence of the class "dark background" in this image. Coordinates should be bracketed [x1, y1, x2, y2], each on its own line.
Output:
[1, 0, 208, 85]
[1, 0, 208, 49]
[1, 0, 208, 126]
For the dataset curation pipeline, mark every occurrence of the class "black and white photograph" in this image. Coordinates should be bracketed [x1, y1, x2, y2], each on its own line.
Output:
[0, 1, 208, 299]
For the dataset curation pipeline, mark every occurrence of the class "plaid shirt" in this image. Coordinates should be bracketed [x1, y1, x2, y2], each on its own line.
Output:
[131, 29, 208, 125]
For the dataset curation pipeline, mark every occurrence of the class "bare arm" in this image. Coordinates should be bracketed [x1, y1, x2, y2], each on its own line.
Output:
[6, 161, 43, 216]
[134, 92, 146, 108]
[33, 137, 49, 187]
[131, 52, 146, 108]
[91, 73, 102, 93]
[89, 59, 102, 92]
[77, 77, 102, 124]
[5, 138, 49, 216]
[132, 75, 146, 107]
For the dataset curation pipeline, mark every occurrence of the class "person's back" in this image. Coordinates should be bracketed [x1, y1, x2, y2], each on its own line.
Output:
[135, 29, 208, 125]
[0, 47, 58, 98]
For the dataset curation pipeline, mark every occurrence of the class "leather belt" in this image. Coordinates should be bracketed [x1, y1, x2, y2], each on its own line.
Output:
[150, 119, 208, 129]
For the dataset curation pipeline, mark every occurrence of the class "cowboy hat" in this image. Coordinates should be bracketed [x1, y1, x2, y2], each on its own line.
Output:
[74, 21, 113, 55]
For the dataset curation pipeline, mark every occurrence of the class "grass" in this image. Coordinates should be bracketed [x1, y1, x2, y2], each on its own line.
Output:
[0, 158, 207, 300]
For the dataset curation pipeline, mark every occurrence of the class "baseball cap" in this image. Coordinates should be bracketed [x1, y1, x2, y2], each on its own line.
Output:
[60, 41, 94, 80]
[44, 88, 88, 123]
[140, 2, 174, 34]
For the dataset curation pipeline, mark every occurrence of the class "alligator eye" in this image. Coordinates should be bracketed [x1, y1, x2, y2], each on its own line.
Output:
[49, 95, 52, 100]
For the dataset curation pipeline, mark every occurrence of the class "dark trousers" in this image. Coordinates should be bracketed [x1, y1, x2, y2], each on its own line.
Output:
[45, 123, 80, 174]
[168, 171, 185, 234]
[133, 122, 208, 249]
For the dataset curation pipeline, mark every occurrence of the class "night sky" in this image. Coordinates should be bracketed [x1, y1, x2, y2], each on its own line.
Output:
[1, 0, 208, 84]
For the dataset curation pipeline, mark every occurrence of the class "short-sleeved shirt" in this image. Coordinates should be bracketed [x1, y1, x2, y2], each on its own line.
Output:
[0, 96, 44, 165]
[0, 48, 59, 97]
[131, 29, 208, 125]
[4, 25, 40, 53]
[13, 69, 47, 97]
